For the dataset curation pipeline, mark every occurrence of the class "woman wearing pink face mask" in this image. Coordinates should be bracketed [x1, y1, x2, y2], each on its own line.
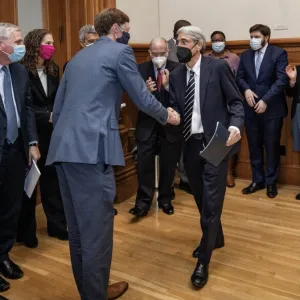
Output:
[17, 29, 67, 248]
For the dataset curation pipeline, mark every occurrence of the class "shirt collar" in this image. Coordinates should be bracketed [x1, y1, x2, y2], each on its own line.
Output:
[154, 63, 166, 71]
[186, 54, 201, 76]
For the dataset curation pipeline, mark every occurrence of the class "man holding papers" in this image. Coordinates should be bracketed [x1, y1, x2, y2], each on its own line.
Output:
[169, 26, 244, 289]
[0, 23, 40, 289]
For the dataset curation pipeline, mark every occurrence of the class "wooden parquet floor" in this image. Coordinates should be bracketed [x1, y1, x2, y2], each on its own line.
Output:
[3, 179, 300, 300]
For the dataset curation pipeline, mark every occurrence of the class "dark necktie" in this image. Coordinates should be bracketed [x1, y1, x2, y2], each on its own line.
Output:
[2, 66, 18, 144]
[156, 68, 162, 92]
[183, 70, 195, 141]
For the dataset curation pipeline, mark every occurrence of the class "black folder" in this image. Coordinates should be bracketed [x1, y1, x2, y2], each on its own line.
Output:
[199, 122, 234, 167]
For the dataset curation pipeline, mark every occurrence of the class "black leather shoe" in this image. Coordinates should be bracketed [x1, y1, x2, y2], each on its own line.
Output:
[114, 208, 118, 216]
[129, 206, 148, 218]
[0, 294, 9, 300]
[158, 203, 174, 215]
[242, 182, 265, 194]
[16, 236, 38, 248]
[48, 230, 68, 241]
[267, 184, 277, 198]
[0, 276, 10, 292]
[0, 259, 23, 279]
[192, 238, 225, 258]
[191, 262, 209, 288]
[296, 193, 300, 200]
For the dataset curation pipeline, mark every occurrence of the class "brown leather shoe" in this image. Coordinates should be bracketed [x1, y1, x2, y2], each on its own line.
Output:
[227, 173, 235, 188]
[226, 157, 235, 188]
[108, 281, 128, 300]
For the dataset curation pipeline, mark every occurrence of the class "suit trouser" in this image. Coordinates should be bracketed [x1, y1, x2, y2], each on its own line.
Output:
[245, 116, 283, 185]
[18, 151, 67, 240]
[0, 136, 26, 261]
[135, 125, 182, 209]
[177, 151, 189, 183]
[184, 134, 227, 265]
[56, 163, 115, 300]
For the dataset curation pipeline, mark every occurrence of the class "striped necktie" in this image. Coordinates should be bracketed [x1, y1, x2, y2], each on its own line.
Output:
[183, 70, 195, 141]
[2, 66, 18, 144]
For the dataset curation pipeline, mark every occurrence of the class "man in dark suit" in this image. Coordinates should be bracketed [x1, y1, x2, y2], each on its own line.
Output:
[0, 23, 40, 292]
[129, 37, 181, 217]
[169, 25, 244, 289]
[236, 24, 288, 198]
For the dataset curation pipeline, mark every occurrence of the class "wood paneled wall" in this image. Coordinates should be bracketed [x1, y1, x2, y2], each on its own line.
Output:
[0, 0, 18, 24]
[122, 38, 300, 186]
[42, 0, 116, 73]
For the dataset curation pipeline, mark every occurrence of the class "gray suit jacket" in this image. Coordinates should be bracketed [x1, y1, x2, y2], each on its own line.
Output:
[167, 39, 179, 63]
[46, 37, 168, 166]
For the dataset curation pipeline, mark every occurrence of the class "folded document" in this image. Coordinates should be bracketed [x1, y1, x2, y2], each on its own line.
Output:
[24, 160, 41, 198]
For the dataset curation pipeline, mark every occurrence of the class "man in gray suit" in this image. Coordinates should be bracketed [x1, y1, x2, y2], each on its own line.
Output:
[46, 8, 179, 300]
[167, 19, 192, 193]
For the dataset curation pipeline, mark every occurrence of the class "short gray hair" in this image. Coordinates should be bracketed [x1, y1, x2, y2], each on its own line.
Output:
[0, 23, 19, 40]
[177, 25, 206, 53]
[79, 24, 97, 42]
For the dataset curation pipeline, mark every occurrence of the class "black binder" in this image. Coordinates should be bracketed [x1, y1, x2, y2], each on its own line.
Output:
[199, 122, 234, 167]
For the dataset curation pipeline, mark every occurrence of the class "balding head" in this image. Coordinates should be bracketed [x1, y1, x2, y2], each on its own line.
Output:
[148, 37, 169, 68]
[149, 37, 168, 51]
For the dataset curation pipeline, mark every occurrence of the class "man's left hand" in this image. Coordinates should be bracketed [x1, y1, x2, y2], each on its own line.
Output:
[226, 127, 241, 147]
[29, 146, 41, 165]
[254, 100, 267, 114]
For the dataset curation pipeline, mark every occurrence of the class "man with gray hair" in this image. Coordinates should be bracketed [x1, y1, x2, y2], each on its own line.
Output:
[0, 23, 40, 295]
[130, 37, 181, 217]
[79, 24, 99, 48]
[169, 25, 244, 288]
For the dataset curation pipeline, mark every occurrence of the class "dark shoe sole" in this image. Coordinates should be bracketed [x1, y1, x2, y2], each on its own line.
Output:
[242, 187, 265, 194]
[191, 276, 208, 289]
[108, 284, 129, 300]
[48, 233, 68, 241]
[0, 282, 10, 292]
[267, 193, 277, 199]
[0, 271, 24, 280]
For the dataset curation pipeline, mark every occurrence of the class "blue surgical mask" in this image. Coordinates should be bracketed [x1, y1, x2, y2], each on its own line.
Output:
[250, 38, 262, 51]
[2, 42, 26, 63]
[212, 42, 225, 53]
[116, 31, 130, 45]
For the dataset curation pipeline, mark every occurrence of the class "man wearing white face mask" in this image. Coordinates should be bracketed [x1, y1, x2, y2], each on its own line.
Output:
[130, 37, 182, 217]
[236, 24, 288, 198]
[0, 23, 40, 292]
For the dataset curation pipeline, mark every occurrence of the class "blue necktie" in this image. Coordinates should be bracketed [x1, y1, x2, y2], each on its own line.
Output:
[255, 51, 262, 78]
[2, 66, 18, 144]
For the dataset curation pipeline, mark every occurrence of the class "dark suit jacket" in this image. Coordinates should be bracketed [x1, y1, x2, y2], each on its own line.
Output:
[135, 60, 181, 143]
[236, 44, 288, 120]
[28, 64, 59, 154]
[169, 56, 244, 153]
[286, 65, 300, 119]
[0, 63, 38, 161]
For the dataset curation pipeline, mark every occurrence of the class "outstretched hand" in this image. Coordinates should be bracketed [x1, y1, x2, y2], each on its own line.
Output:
[167, 107, 180, 125]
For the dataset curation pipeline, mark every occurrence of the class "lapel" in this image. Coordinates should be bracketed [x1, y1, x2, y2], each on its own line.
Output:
[32, 71, 47, 98]
[0, 93, 5, 115]
[47, 73, 56, 99]
[178, 64, 187, 112]
[249, 50, 257, 81]
[9, 64, 22, 117]
[200, 56, 212, 113]
[257, 45, 272, 81]
[148, 62, 160, 99]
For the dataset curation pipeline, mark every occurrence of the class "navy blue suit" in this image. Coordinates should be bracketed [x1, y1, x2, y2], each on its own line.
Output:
[236, 44, 288, 185]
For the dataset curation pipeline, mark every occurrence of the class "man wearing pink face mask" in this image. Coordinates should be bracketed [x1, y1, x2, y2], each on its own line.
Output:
[17, 29, 68, 248]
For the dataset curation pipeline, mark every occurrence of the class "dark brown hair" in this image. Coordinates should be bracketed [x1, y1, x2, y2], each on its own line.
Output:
[211, 31, 226, 40]
[173, 20, 191, 39]
[20, 29, 58, 76]
[94, 8, 130, 36]
[249, 24, 271, 38]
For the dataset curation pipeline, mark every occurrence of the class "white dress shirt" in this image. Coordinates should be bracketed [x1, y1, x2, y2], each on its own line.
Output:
[186, 55, 203, 134]
[0, 64, 21, 127]
[185, 56, 240, 135]
[37, 67, 48, 95]
[254, 42, 268, 65]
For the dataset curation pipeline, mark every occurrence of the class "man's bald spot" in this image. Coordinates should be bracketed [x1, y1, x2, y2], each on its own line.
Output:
[149, 37, 168, 51]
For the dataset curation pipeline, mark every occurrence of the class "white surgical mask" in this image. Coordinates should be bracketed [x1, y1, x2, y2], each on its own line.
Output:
[212, 42, 225, 53]
[250, 38, 262, 51]
[152, 56, 167, 68]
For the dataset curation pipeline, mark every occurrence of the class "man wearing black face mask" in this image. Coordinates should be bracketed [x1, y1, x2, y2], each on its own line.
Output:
[169, 26, 244, 289]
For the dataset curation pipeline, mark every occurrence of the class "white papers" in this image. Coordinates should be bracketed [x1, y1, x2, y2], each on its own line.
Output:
[24, 160, 41, 198]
